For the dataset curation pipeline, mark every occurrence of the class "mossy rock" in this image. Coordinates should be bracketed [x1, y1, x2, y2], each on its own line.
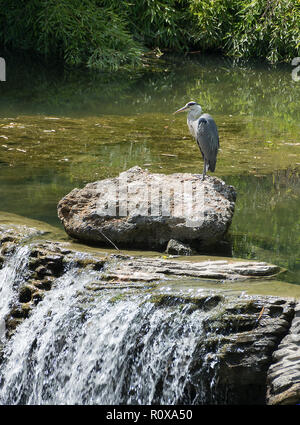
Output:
[32, 277, 54, 291]
[10, 303, 31, 319]
[5, 317, 24, 337]
[19, 284, 36, 303]
[108, 293, 128, 304]
[149, 293, 224, 311]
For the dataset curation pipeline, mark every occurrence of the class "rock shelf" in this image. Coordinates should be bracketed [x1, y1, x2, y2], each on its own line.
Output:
[0, 222, 299, 404]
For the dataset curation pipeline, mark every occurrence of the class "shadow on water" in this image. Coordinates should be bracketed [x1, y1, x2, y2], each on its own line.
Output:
[0, 53, 299, 285]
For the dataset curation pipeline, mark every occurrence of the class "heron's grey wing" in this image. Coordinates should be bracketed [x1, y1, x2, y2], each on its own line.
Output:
[196, 113, 219, 172]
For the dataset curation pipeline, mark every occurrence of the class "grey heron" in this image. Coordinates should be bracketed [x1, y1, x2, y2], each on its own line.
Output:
[174, 101, 219, 180]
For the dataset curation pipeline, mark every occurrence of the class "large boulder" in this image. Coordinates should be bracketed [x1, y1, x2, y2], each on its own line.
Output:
[57, 166, 236, 251]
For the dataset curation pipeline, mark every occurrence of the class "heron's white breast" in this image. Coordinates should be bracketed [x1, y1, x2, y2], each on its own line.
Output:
[187, 116, 199, 140]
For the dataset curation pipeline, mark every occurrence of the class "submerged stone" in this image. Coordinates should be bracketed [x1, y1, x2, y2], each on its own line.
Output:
[165, 239, 195, 256]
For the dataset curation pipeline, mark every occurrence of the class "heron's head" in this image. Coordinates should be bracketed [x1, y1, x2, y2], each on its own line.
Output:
[173, 101, 202, 115]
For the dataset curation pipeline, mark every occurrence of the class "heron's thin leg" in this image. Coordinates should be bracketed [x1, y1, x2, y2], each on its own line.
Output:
[202, 159, 207, 180]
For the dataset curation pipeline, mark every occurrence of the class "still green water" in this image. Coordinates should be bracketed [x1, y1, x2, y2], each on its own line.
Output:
[0, 54, 299, 286]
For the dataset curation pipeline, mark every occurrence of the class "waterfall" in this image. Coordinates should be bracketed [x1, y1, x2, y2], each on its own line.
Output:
[0, 246, 223, 405]
[0, 245, 30, 342]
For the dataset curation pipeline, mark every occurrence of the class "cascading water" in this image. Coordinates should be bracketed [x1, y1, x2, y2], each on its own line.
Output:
[0, 245, 224, 405]
[0, 245, 31, 342]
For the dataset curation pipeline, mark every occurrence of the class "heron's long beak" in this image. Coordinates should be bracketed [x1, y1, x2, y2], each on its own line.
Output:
[173, 105, 188, 114]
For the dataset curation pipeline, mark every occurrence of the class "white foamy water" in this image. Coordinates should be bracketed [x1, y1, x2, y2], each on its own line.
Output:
[0, 245, 30, 341]
[0, 248, 221, 405]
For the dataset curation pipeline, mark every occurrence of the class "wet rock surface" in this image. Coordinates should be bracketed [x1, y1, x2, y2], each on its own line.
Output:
[105, 255, 281, 282]
[165, 239, 196, 255]
[57, 166, 237, 251]
[1, 223, 299, 404]
[0, 225, 105, 336]
[150, 293, 296, 404]
[0, 223, 284, 338]
[266, 303, 300, 404]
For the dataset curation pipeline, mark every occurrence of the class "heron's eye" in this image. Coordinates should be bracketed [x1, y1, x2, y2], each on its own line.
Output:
[187, 102, 197, 107]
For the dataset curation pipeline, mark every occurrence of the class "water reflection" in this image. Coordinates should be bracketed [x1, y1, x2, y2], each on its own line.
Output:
[224, 170, 300, 283]
[1, 53, 300, 124]
[0, 53, 299, 285]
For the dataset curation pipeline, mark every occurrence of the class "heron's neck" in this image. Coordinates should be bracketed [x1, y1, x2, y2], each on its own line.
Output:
[187, 106, 202, 121]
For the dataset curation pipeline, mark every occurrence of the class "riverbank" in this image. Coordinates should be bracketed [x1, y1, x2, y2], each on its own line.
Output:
[1, 1, 299, 71]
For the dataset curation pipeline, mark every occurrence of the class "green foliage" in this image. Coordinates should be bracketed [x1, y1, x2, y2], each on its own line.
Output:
[0, 0, 143, 70]
[189, 0, 237, 50]
[100, 0, 191, 50]
[0, 0, 299, 69]
[190, 0, 300, 63]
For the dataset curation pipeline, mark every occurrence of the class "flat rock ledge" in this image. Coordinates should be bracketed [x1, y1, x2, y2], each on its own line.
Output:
[0, 223, 282, 338]
[105, 256, 281, 282]
[57, 166, 236, 251]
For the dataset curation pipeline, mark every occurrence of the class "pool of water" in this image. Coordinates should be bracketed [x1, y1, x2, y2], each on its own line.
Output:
[0, 53, 299, 285]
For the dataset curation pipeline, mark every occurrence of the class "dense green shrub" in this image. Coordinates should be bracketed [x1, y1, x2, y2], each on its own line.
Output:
[0, 0, 143, 70]
[190, 0, 300, 62]
[100, 0, 191, 50]
[0, 0, 299, 69]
